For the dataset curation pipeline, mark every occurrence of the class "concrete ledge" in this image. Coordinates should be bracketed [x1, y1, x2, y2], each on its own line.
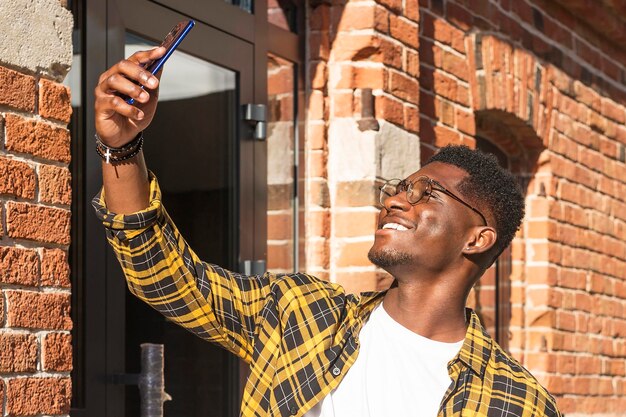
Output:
[0, 0, 73, 81]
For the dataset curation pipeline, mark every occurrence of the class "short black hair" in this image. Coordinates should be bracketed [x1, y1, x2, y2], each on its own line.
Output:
[425, 145, 525, 259]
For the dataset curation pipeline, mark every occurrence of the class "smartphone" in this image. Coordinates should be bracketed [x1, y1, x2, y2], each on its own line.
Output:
[124, 19, 196, 104]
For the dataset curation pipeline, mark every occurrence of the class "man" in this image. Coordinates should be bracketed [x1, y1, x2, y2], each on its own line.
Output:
[93, 48, 562, 416]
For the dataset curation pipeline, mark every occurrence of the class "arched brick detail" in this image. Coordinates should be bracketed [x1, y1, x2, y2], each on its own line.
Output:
[467, 34, 554, 151]
[465, 34, 554, 369]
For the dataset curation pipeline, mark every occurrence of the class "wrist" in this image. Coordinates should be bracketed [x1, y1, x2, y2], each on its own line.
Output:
[96, 131, 144, 164]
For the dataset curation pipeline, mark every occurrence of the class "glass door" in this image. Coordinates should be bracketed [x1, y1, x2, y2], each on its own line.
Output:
[83, 0, 255, 415]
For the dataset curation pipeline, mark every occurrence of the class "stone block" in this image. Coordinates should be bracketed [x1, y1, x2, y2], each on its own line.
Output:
[0, 0, 73, 80]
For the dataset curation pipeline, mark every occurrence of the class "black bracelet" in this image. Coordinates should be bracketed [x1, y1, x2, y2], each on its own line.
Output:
[96, 135, 144, 164]
[95, 132, 144, 164]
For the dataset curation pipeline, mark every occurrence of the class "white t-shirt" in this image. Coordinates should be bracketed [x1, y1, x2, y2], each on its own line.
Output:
[304, 304, 463, 417]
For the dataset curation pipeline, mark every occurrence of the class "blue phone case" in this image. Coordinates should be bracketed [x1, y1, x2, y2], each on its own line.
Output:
[125, 20, 195, 105]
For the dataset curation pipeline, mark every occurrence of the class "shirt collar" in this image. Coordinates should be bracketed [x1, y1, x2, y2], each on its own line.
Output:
[455, 308, 493, 377]
[356, 293, 493, 377]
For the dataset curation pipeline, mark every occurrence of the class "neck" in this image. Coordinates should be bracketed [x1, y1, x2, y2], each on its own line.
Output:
[381, 275, 470, 343]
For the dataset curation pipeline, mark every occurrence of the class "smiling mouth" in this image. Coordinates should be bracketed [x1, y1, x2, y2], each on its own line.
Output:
[381, 222, 410, 231]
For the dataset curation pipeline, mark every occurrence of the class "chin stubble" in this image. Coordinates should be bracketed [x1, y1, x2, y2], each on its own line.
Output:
[367, 246, 413, 268]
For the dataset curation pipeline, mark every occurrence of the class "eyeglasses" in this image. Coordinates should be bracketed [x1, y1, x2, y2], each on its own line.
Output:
[378, 176, 488, 226]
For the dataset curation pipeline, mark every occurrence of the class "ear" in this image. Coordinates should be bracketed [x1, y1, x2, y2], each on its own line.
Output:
[462, 226, 497, 255]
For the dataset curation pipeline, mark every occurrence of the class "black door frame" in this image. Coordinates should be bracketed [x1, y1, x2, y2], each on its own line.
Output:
[73, 0, 257, 416]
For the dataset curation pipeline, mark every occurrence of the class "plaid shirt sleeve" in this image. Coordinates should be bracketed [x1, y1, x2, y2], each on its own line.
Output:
[92, 172, 273, 363]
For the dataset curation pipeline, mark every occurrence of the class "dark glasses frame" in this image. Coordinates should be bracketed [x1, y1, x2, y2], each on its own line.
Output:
[379, 176, 488, 226]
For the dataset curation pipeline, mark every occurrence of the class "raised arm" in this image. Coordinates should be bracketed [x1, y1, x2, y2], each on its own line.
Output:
[93, 48, 273, 362]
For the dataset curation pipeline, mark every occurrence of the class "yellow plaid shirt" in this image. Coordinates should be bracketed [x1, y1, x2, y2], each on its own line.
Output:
[93, 174, 562, 417]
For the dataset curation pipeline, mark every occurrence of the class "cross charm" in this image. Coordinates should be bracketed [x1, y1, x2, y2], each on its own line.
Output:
[104, 148, 111, 164]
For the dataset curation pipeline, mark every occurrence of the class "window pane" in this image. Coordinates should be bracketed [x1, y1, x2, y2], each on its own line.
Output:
[267, 54, 296, 272]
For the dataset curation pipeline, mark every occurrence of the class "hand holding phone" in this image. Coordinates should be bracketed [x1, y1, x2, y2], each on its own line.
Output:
[124, 20, 195, 104]
[94, 20, 195, 148]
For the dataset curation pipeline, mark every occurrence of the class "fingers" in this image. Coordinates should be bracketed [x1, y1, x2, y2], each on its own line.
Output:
[97, 47, 165, 95]
[95, 94, 145, 121]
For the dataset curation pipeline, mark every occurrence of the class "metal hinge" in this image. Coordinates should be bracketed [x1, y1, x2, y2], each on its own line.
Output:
[243, 104, 267, 141]
[239, 259, 266, 275]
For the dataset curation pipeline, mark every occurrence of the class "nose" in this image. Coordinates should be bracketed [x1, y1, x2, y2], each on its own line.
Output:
[382, 190, 412, 212]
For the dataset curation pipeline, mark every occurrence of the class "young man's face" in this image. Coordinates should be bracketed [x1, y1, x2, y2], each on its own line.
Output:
[368, 162, 485, 276]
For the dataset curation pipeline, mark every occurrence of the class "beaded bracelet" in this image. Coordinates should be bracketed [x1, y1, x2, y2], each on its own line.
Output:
[95, 132, 144, 164]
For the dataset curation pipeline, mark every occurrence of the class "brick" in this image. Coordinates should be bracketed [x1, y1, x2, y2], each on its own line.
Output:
[41, 248, 71, 288]
[379, 38, 403, 69]
[331, 33, 381, 61]
[43, 333, 73, 372]
[335, 180, 377, 207]
[388, 71, 419, 105]
[404, 104, 419, 133]
[337, 3, 375, 31]
[5, 115, 71, 163]
[310, 31, 330, 61]
[268, 65, 294, 96]
[6, 290, 72, 330]
[336, 65, 386, 89]
[0, 157, 36, 199]
[0, 334, 38, 372]
[309, 4, 330, 30]
[38, 79, 72, 123]
[334, 210, 378, 237]
[440, 50, 469, 81]
[308, 90, 325, 120]
[374, 4, 390, 33]
[455, 108, 475, 135]
[0, 66, 36, 112]
[0, 247, 39, 286]
[375, 94, 404, 126]
[6, 202, 70, 244]
[6, 377, 71, 415]
[433, 71, 458, 101]
[268, 184, 292, 210]
[404, 49, 419, 77]
[308, 123, 326, 150]
[389, 15, 419, 49]
[434, 124, 462, 147]
[308, 239, 329, 269]
[377, 0, 401, 14]
[309, 150, 327, 177]
[268, 242, 293, 271]
[38, 164, 72, 205]
[436, 98, 455, 126]
[309, 210, 330, 237]
[309, 179, 330, 207]
[404, 0, 419, 22]
[331, 91, 354, 117]
[336, 239, 374, 267]
[310, 61, 327, 89]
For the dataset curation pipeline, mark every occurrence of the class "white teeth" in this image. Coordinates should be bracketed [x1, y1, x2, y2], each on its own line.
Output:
[382, 222, 409, 231]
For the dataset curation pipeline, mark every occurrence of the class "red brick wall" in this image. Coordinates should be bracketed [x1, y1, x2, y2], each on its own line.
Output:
[308, 0, 626, 413]
[0, 64, 73, 414]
